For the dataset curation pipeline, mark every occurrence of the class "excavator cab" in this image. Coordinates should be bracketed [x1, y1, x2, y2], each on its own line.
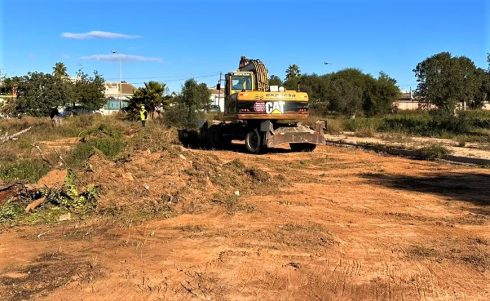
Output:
[231, 74, 253, 91]
[224, 71, 255, 114]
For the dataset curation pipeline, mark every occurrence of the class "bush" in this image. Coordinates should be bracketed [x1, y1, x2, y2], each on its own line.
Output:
[417, 144, 450, 160]
[379, 113, 431, 134]
[0, 159, 50, 183]
[66, 123, 125, 168]
[344, 118, 382, 133]
[66, 137, 125, 168]
[163, 105, 204, 129]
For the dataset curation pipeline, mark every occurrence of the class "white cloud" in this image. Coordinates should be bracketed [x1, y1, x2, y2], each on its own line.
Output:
[61, 31, 141, 40]
[80, 53, 162, 62]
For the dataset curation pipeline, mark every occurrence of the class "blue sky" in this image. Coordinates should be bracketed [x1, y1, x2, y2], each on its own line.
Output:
[0, 0, 488, 93]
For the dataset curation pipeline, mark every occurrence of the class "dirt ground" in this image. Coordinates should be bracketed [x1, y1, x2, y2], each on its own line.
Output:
[0, 144, 489, 300]
[326, 133, 490, 161]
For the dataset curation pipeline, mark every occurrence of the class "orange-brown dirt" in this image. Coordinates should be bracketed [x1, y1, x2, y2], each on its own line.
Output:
[0, 145, 489, 300]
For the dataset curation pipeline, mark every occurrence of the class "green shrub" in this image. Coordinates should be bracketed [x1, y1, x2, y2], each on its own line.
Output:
[418, 144, 450, 160]
[66, 137, 125, 168]
[379, 114, 431, 134]
[0, 202, 24, 223]
[344, 118, 382, 134]
[0, 159, 50, 183]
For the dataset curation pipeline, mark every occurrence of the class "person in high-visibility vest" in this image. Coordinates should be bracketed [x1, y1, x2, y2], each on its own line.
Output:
[139, 104, 148, 127]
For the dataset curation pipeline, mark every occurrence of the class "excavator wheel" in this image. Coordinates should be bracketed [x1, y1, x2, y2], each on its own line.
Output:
[245, 129, 262, 154]
[290, 143, 316, 152]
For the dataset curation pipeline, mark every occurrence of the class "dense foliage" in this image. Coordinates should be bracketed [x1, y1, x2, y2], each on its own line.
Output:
[164, 79, 211, 128]
[282, 69, 400, 117]
[0, 62, 105, 117]
[414, 52, 489, 112]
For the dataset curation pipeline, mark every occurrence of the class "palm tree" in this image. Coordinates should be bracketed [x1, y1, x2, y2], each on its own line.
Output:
[285, 64, 301, 80]
[128, 81, 169, 118]
[52, 62, 68, 78]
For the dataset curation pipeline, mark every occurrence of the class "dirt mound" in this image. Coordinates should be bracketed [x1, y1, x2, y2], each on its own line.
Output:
[34, 169, 67, 189]
[82, 146, 278, 214]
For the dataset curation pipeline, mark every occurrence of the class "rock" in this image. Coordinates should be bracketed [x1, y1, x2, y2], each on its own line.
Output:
[58, 213, 71, 222]
[234, 190, 240, 196]
[179, 154, 187, 160]
[143, 184, 150, 191]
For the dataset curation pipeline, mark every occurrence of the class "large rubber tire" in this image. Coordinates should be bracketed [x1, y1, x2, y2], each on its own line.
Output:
[245, 129, 262, 154]
[290, 143, 316, 152]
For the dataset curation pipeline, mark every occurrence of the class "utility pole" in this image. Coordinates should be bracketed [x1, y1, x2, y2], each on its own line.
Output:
[217, 72, 222, 112]
[112, 50, 122, 109]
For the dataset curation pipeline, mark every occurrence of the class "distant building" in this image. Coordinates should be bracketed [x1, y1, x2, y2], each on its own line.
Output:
[209, 87, 225, 112]
[99, 82, 136, 115]
[393, 92, 436, 111]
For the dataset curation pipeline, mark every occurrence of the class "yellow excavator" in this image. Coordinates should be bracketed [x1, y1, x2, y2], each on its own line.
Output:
[199, 56, 325, 153]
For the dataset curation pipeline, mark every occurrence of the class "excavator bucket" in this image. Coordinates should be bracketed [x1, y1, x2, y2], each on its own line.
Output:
[265, 121, 326, 148]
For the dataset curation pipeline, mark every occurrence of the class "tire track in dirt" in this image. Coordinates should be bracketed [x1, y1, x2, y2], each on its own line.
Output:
[1, 145, 489, 300]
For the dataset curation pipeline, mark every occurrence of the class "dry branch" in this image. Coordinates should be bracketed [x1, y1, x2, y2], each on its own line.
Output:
[0, 126, 32, 143]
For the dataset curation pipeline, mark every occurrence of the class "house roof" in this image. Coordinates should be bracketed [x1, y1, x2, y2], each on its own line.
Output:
[105, 82, 136, 95]
[397, 92, 412, 101]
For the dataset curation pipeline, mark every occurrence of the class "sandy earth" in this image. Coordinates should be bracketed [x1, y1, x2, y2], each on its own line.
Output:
[326, 133, 490, 161]
[0, 145, 489, 300]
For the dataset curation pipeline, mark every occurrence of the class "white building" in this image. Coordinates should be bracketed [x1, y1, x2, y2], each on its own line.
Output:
[99, 82, 136, 115]
[209, 87, 225, 112]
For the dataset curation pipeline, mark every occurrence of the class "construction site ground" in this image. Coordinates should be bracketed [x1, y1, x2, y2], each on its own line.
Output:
[325, 132, 490, 162]
[0, 143, 489, 300]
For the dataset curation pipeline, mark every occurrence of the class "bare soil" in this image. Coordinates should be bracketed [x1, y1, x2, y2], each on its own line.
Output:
[326, 133, 490, 160]
[0, 144, 489, 300]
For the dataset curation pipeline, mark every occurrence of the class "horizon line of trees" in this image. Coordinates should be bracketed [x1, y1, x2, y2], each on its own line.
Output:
[274, 67, 400, 117]
[1, 52, 489, 119]
[269, 52, 490, 117]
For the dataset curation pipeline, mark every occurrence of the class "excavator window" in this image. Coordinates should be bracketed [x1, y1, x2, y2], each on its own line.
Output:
[232, 76, 252, 91]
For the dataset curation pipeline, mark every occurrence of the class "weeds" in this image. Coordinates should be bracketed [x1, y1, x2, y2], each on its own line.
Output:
[318, 110, 490, 141]
[0, 159, 50, 183]
[417, 144, 450, 160]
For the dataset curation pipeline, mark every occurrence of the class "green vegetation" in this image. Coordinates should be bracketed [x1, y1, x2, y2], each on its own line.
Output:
[0, 170, 97, 226]
[417, 144, 450, 160]
[328, 110, 490, 141]
[414, 52, 489, 113]
[0, 159, 50, 183]
[124, 81, 173, 118]
[284, 69, 400, 117]
[163, 78, 211, 128]
[1, 62, 105, 117]
[0, 115, 131, 183]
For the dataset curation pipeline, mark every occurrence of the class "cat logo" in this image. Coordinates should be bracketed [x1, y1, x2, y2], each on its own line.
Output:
[265, 101, 285, 114]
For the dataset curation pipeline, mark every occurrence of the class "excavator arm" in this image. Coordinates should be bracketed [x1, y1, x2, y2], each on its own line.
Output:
[238, 56, 269, 92]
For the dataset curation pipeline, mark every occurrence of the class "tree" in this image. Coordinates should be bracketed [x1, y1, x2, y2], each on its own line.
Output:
[73, 69, 106, 110]
[52, 62, 68, 78]
[12, 72, 67, 116]
[168, 79, 210, 127]
[487, 53, 490, 71]
[414, 52, 481, 113]
[363, 72, 400, 116]
[268, 75, 283, 86]
[474, 67, 490, 108]
[326, 78, 363, 117]
[285, 64, 301, 81]
[126, 81, 169, 117]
